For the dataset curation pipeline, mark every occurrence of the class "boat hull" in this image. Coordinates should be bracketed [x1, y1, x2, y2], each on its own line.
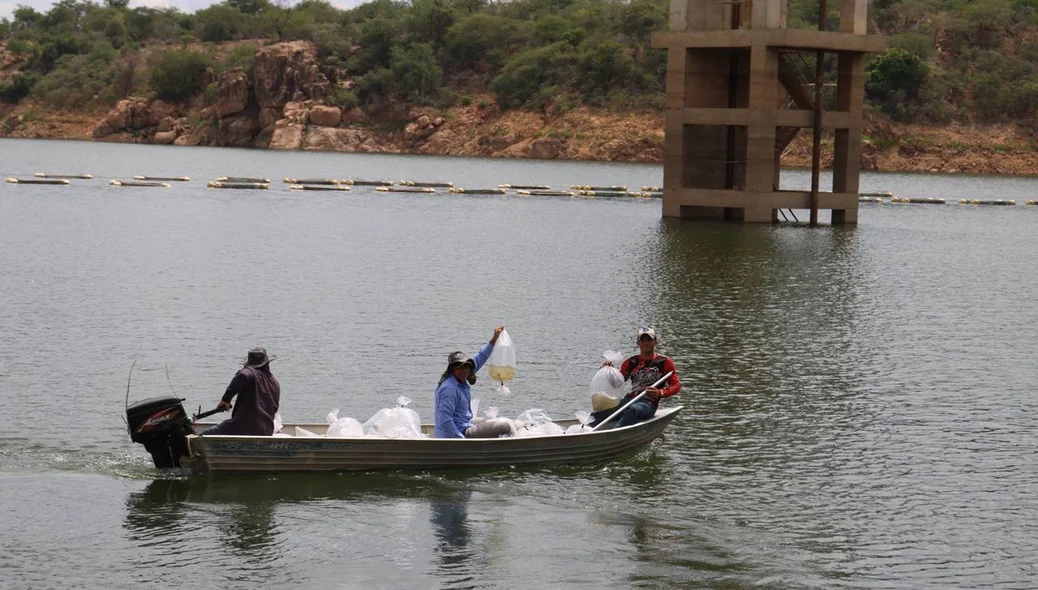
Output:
[186, 406, 682, 474]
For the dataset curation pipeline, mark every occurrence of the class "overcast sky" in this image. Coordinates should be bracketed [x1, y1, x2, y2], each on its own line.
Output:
[2, 0, 369, 20]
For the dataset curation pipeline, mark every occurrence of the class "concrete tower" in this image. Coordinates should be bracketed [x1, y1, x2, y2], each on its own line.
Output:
[652, 0, 885, 224]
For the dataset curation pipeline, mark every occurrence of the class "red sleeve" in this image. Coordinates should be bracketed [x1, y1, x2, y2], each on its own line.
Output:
[619, 357, 635, 380]
[659, 358, 680, 397]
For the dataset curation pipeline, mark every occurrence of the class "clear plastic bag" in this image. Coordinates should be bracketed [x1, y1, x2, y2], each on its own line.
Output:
[326, 408, 364, 438]
[565, 410, 593, 434]
[590, 350, 626, 395]
[362, 396, 425, 439]
[488, 329, 516, 394]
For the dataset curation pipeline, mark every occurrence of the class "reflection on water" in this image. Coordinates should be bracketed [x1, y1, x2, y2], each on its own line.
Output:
[431, 490, 476, 589]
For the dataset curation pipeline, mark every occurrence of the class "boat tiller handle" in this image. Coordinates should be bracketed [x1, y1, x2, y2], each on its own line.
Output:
[193, 406, 226, 422]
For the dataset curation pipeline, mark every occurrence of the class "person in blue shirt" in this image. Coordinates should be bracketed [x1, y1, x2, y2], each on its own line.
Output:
[435, 326, 511, 439]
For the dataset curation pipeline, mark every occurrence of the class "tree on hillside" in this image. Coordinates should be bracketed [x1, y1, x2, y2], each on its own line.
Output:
[866, 48, 928, 119]
[149, 49, 212, 101]
[227, 0, 270, 15]
[195, 3, 246, 42]
[390, 42, 442, 100]
[406, 0, 454, 51]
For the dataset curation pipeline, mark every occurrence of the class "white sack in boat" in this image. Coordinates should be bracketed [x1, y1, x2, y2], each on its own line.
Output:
[325, 408, 364, 437]
[362, 396, 425, 439]
[328, 418, 364, 437]
[511, 408, 564, 437]
[565, 410, 593, 434]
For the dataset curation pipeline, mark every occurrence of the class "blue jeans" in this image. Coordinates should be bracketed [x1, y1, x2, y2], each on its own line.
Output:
[615, 401, 656, 428]
[199, 422, 227, 436]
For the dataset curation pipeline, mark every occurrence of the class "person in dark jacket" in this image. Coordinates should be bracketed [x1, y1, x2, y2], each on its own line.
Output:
[200, 347, 281, 436]
[596, 326, 680, 427]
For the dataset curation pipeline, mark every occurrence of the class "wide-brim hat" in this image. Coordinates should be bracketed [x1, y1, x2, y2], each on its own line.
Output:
[591, 392, 620, 412]
[244, 347, 276, 368]
[447, 350, 475, 370]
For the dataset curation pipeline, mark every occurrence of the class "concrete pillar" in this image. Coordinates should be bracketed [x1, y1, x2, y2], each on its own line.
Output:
[833, 127, 861, 194]
[835, 52, 865, 112]
[751, 0, 787, 29]
[656, 0, 881, 225]
[839, 0, 868, 34]
[832, 207, 858, 224]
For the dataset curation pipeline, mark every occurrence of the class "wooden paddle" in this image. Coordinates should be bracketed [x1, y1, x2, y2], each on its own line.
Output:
[590, 371, 673, 432]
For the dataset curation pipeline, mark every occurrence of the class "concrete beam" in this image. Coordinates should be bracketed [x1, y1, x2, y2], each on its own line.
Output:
[669, 107, 859, 129]
[653, 29, 887, 53]
[665, 188, 860, 209]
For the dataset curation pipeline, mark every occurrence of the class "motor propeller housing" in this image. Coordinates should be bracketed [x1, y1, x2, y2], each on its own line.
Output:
[126, 396, 192, 469]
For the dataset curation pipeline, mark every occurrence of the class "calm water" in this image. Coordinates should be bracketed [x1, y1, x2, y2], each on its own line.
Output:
[2, 138, 1037, 589]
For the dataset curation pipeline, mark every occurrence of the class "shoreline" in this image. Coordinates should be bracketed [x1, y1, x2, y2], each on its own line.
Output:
[3, 111, 1038, 178]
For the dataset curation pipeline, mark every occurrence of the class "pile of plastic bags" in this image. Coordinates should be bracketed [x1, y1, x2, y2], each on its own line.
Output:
[276, 396, 427, 439]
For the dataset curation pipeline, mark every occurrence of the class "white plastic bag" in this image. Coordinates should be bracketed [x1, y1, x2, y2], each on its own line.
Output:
[590, 350, 626, 395]
[565, 410, 593, 434]
[273, 411, 283, 434]
[326, 408, 364, 437]
[362, 396, 425, 439]
[488, 329, 516, 394]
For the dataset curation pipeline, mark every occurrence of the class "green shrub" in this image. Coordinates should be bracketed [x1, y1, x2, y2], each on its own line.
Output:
[866, 48, 928, 102]
[889, 32, 934, 60]
[149, 49, 213, 101]
[389, 43, 442, 101]
[577, 40, 634, 103]
[443, 13, 519, 71]
[490, 42, 577, 109]
[195, 4, 244, 43]
[327, 86, 359, 110]
[405, 0, 455, 49]
[354, 67, 394, 105]
[218, 43, 258, 74]
[6, 38, 31, 55]
[0, 71, 40, 103]
[533, 15, 570, 44]
[32, 52, 113, 108]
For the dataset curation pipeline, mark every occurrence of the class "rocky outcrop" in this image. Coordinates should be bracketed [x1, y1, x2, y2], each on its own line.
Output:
[528, 138, 565, 159]
[258, 107, 280, 130]
[253, 41, 329, 109]
[308, 105, 341, 127]
[343, 107, 366, 124]
[270, 121, 304, 150]
[93, 97, 181, 142]
[153, 129, 178, 144]
[213, 69, 249, 118]
[281, 101, 307, 124]
[211, 113, 258, 148]
[93, 98, 146, 138]
[303, 126, 369, 151]
[403, 112, 447, 145]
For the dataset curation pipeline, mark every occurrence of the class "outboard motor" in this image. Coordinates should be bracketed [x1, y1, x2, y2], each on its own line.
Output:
[127, 396, 192, 469]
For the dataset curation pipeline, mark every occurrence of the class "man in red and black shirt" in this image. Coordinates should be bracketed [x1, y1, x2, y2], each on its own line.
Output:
[604, 326, 680, 427]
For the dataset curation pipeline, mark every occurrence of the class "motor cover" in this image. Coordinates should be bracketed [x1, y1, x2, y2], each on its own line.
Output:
[126, 396, 192, 468]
